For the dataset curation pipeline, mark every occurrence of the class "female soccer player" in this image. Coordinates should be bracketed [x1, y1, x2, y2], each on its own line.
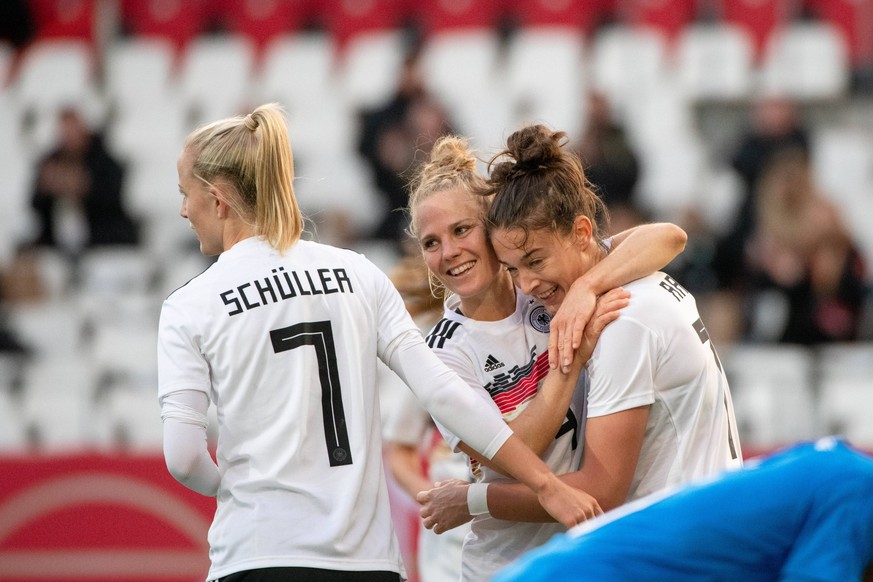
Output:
[407, 134, 688, 580]
[157, 104, 601, 582]
[417, 125, 742, 574]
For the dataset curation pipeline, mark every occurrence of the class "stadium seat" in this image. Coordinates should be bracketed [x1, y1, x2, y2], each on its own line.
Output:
[504, 0, 611, 32]
[504, 27, 587, 134]
[411, 0, 503, 36]
[28, 0, 95, 42]
[8, 298, 86, 355]
[0, 41, 14, 88]
[818, 343, 873, 448]
[77, 247, 157, 295]
[811, 126, 873, 202]
[418, 28, 507, 146]
[720, 0, 790, 62]
[177, 35, 258, 127]
[0, 389, 28, 452]
[317, 0, 408, 48]
[20, 353, 100, 452]
[622, 0, 698, 42]
[9, 38, 101, 154]
[257, 32, 338, 110]
[722, 343, 820, 450]
[104, 37, 178, 116]
[589, 25, 670, 118]
[216, 0, 313, 55]
[337, 29, 409, 111]
[90, 321, 159, 394]
[805, 0, 873, 68]
[759, 22, 851, 102]
[674, 23, 756, 103]
[119, 0, 209, 53]
[293, 154, 386, 241]
[92, 386, 164, 452]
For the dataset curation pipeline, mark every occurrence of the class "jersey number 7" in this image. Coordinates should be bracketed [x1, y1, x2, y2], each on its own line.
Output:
[270, 320, 353, 467]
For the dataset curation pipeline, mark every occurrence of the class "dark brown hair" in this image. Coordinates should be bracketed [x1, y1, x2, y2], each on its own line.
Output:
[483, 124, 609, 246]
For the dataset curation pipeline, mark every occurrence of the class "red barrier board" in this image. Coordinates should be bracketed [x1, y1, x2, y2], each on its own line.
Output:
[0, 454, 215, 582]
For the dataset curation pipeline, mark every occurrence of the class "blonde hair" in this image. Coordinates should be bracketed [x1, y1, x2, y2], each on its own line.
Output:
[407, 134, 491, 237]
[406, 135, 492, 296]
[184, 102, 304, 252]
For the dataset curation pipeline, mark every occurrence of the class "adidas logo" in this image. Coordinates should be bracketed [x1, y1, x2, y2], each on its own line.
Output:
[484, 354, 505, 372]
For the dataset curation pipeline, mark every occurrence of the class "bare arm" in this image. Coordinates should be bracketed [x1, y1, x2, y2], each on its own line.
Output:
[550, 222, 686, 372]
[389, 334, 603, 528]
[418, 406, 648, 530]
[386, 442, 433, 500]
[483, 288, 628, 457]
[484, 406, 650, 521]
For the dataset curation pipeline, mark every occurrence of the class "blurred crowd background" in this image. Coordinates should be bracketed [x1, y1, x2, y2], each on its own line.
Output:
[0, 0, 872, 459]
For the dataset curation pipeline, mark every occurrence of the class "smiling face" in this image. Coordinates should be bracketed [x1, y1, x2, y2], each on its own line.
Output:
[413, 186, 503, 301]
[490, 223, 588, 315]
[177, 146, 224, 256]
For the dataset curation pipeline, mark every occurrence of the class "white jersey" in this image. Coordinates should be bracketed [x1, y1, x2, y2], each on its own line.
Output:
[426, 291, 588, 582]
[586, 271, 743, 501]
[157, 237, 513, 580]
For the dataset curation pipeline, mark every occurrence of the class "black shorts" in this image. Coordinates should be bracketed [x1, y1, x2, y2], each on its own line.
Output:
[216, 567, 402, 582]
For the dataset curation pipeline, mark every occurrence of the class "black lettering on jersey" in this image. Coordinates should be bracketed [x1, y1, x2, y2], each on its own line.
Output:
[238, 282, 260, 309]
[555, 409, 579, 450]
[220, 289, 243, 316]
[659, 274, 688, 302]
[318, 268, 338, 294]
[254, 276, 277, 305]
[273, 267, 298, 299]
[334, 268, 353, 293]
[426, 319, 461, 349]
[221, 267, 356, 316]
[293, 271, 311, 295]
[304, 270, 324, 295]
[692, 317, 736, 459]
[693, 317, 722, 372]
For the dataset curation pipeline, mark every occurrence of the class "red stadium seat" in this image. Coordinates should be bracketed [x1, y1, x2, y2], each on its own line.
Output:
[504, 0, 616, 33]
[410, 0, 504, 37]
[28, 0, 94, 42]
[622, 0, 698, 43]
[120, 0, 210, 53]
[720, 0, 794, 62]
[805, 0, 873, 68]
[315, 0, 408, 48]
[215, 0, 314, 55]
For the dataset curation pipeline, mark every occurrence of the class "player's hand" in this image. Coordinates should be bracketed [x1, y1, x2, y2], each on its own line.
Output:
[417, 479, 474, 534]
[536, 474, 603, 529]
[574, 287, 629, 365]
[548, 280, 597, 374]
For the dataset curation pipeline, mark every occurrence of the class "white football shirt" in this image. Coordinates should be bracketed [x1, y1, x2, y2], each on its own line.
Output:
[586, 271, 743, 500]
[158, 237, 513, 580]
[427, 291, 588, 581]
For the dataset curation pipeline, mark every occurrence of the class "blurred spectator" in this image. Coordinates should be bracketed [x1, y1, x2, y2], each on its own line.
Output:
[572, 91, 643, 236]
[28, 106, 140, 254]
[0, 312, 29, 355]
[382, 252, 471, 582]
[357, 44, 455, 252]
[0, 0, 34, 48]
[745, 148, 868, 344]
[714, 95, 810, 291]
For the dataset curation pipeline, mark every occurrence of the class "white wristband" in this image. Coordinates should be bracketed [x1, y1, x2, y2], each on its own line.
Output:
[467, 482, 490, 516]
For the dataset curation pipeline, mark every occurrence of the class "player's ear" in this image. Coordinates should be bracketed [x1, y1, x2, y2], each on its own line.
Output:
[210, 185, 230, 219]
[572, 214, 593, 249]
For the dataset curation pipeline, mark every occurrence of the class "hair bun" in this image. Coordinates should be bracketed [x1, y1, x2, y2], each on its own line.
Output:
[507, 124, 567, 171]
